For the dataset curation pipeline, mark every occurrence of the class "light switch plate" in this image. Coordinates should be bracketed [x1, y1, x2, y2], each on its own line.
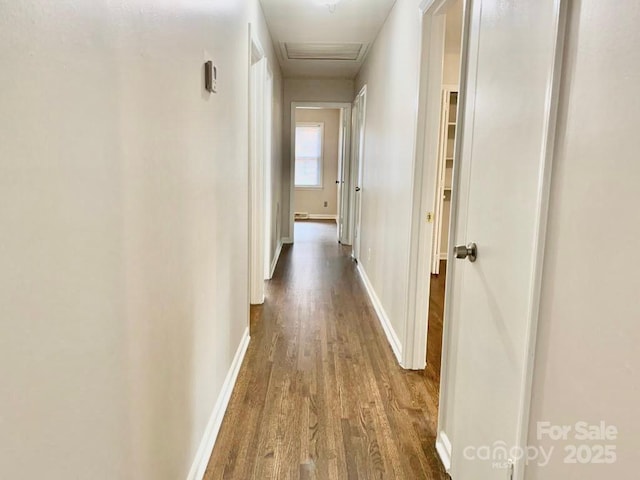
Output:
[204, 60, 217, 94]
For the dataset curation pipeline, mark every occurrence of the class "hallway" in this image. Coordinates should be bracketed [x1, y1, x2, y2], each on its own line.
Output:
[205, 221, 448, 479]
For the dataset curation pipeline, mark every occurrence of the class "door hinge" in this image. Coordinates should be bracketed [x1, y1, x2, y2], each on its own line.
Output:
[426, 211, 434, 223]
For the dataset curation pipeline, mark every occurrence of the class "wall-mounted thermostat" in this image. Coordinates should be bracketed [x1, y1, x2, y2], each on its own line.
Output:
[204, 60, 217, 93]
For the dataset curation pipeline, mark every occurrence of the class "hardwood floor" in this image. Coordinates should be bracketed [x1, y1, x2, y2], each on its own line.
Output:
[205, 221, 449, 480]
[426, 261, 447, 387]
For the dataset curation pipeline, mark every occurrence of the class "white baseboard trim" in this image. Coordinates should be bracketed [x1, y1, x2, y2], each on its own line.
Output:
[436, 430, 452, 473]
[268, 240, 283, 280]
[308, 214, 337, 221]
[282, 237, 293, 245]
[439, 252, 448, 260]
[356, 263, 403, 366]
[186, 328, 251, 480]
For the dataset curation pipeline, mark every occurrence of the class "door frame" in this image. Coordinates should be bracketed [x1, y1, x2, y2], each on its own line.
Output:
[288, 102, 353, 245]
[405, 0, 568, 476]
[249, 29, 272, 305]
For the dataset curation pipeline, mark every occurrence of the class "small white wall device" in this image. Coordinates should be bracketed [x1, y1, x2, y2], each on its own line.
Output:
[204, 60, 217, 93]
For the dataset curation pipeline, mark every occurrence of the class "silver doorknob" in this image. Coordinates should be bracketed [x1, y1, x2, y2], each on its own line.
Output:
[454, 243, 477, 262]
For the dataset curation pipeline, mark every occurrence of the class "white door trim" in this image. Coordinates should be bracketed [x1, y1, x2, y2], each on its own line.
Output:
[404, 1, 568, 477]
[513, 2, 569, 477]
[249, 27, 270, 305]
[404, 0, 453, 371]
[288, 102, 353, 245]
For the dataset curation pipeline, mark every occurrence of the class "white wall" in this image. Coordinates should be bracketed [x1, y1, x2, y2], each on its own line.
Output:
[282, 78, 354, 239]
[526, 1, 640, 478]
[442, 0, 462, 85]
[0, 1, 281, 478]
[442, 52, 461, 86]
[294, 109, 341, 216]
[354, 0, 422, 350]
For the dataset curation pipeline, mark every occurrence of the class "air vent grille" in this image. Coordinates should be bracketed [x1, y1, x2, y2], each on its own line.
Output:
[283, 42, 365, 61]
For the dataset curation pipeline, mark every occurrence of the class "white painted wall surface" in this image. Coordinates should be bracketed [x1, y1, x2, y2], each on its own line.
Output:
[354, 0, 422, 352]
[0, 1, 281, 478]
[294, 109, 341, 216]
[526, 1, 640, 478]
[443, 0, 462, 86]
[443, 53, 461, 86]
[282, 78, 354, 239]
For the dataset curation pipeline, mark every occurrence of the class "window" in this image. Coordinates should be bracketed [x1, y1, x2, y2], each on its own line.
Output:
[295, 122, 324, 188]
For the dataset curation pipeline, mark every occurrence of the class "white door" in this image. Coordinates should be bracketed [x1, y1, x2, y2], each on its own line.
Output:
[264, 65, 273, 279]
[442, 1, 564, 478]
[351, 87, 366, 261]
[249, 53, 266, 305]
[337, 110, 345, 243]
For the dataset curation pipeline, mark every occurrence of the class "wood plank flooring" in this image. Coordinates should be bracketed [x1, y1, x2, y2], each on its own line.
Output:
[205, 221, 449, 480]
[426, 261, 447, 387]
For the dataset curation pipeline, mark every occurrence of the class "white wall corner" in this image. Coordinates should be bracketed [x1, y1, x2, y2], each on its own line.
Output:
[435, 430, 452, 473]
[186, 328, 251, 480]
[356, 263, 404, 366]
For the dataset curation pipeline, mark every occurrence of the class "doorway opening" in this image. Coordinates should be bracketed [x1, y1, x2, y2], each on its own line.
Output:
[289, 102, 352, 245]
[293, 108, 341, 238]
[407, 0, 566, 477]
[404, 0, 467, 472]
[425, 0, 463, 395]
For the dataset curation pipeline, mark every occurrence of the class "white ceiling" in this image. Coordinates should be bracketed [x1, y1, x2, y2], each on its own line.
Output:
[259, 0, 398, 78]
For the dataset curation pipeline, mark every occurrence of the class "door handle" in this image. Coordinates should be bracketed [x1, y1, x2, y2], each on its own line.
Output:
[355, 187, 361, 192]
[454, 243, 477, 262]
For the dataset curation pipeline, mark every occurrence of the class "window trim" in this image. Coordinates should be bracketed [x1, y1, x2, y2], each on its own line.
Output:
[294, 121, 325, 189]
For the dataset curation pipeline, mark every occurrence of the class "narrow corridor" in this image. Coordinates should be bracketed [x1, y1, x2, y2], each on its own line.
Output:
[205, 221, 448, 479]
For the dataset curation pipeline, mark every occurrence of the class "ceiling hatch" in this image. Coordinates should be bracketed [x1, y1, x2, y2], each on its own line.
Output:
[281, 42, 367, 61]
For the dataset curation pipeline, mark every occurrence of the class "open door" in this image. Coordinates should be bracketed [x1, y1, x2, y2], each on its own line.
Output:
[351, 86, 367, 261]
[336, 109, 348, 244]
[249, 33, 268, 305]
[439, 1, 566, 478]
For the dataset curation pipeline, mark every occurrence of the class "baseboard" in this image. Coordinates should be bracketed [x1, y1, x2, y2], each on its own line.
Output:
[356, 263, 403, 365]
[186, 328, 251, 480]
[436, 430, 452, 473]
[282, 237, 293, 245]
[308, 214, 337, 221]
[268, 240, 283, 279]
[439, 252, 448, 260]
